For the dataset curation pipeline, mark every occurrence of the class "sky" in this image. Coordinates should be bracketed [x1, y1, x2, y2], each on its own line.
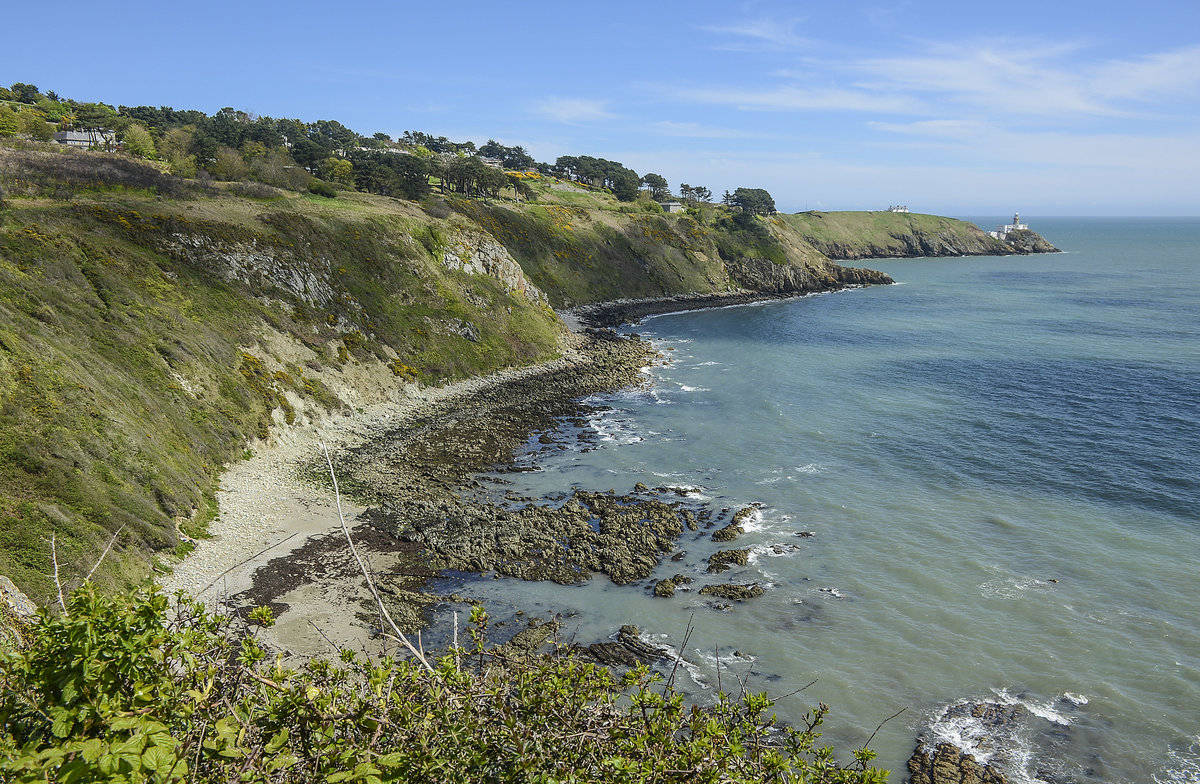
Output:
[4, 0, 1199, 216]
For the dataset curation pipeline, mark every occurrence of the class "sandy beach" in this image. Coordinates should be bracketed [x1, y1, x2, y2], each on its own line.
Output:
[158, 327, 660, 659]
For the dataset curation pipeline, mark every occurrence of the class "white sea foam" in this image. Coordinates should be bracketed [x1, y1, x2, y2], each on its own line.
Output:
[1155, 736, 1200, 784]
[978, 566, 1058, 600]
[746, 543, 802, 566]
[923, 690, 1089, 784]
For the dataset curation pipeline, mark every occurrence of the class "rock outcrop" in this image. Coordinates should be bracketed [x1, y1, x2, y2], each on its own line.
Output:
[583, 625, 668, 667]
[999, 229, 1058, 255]
[1, 575, 37, 648]
[907, 702, 1024, 784]
[907, 742, 1009, 784]
[443, 229, 547, 304]
[724, 256, 893, 294]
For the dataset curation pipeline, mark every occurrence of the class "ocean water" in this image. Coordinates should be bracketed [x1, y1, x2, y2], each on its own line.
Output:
[461, 218, 1200, 782]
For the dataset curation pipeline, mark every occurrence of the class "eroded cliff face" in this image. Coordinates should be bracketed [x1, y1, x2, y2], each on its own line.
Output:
[441, 229, 547, 305]
[724, 256, 893, 294]
[1000, 229, 1058, 254]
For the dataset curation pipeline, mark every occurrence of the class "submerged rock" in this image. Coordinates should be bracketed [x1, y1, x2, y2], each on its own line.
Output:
[653, 573, 694, 598]
[698, 583, 764, 601]
[706, 549, 749, 573]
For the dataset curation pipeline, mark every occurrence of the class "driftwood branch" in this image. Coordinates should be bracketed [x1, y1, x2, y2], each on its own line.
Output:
[320, 442, 432, 672]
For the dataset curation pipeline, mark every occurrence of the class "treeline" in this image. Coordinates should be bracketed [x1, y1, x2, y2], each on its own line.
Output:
[1, 81, 776, 214]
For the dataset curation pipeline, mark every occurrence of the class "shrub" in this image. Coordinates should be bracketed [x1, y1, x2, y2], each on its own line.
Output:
[0, 145, 189, 198]
[229, 180, 282, 200]
[0, 586, 887, 783]
[308, 179, 337, 198]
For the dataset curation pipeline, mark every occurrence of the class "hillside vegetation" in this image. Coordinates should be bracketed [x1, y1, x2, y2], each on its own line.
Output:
[0, 141, 903, 603]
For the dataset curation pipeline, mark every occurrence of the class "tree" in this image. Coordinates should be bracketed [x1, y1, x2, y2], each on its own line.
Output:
[0, 106, 18, 137]
[731, 187, 776, 216]
[121, 122, 157, 158]
[320, 157, 354, 185]
[610, 168, 641, 202]
[507, 173, 537, 202]
[208, 146, 249, 180]
[641, 173, 670, 200]
[17, 108, 54, 141]
[8, 82, 40, 104]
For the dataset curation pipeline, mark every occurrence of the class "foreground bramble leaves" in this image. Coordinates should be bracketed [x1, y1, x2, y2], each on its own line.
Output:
[0, 585, 887, 783]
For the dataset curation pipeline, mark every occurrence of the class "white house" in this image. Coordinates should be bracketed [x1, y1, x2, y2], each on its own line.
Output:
[53, 129, 115, 149]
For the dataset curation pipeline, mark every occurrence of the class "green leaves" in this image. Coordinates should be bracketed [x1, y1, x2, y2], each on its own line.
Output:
[0, 584, 887, 783]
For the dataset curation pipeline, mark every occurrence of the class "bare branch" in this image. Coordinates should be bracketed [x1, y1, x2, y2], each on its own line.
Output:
[51, 534, 67, 614]
[307, 619, 339, 653]
[196, 532, 301, 596]
[862, 706, 908, 751]
[321, 441, 433, 671]
[769, 678, 818, 703]
[664, 613, 695, 692]
[86, 524, 125, 581]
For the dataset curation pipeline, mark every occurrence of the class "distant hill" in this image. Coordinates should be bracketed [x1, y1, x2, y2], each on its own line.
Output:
[777, 210, 1058, 260]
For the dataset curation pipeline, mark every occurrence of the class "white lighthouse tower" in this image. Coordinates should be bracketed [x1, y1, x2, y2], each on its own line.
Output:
[989, 212, 1029, 239]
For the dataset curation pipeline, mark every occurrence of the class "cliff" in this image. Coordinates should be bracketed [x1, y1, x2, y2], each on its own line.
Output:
[776, 211, 1059, 259]
[0, 143, 890, 600]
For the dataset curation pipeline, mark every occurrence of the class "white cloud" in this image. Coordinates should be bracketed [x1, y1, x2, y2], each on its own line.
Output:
[649, 120, 769, 139]
[1091, 45, 1200, 103]
[535, 97, 615, 124]
[852, 40, 1200, 120]
[671, 84, 918, 114]
[700, 16, 812, 51]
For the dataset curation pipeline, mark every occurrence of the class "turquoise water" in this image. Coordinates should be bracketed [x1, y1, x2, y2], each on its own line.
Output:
[465, 218, 1200, 782]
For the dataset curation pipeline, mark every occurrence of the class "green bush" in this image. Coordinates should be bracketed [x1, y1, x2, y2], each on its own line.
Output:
[308, 179, 337, 198]
[0, 585, 887, 783]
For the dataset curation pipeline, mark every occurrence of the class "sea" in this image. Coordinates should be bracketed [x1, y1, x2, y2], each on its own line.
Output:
[449, 218, 1200, 783]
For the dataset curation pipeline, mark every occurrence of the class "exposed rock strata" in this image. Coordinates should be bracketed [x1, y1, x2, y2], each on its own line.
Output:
[795, 226, 1058, 260]
[568, 258, 892, 328]
[582, 625, 668, 667]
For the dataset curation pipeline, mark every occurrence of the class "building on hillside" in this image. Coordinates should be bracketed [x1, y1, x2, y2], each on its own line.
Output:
[53, 129, 115, 149]
[988, 212, 1029, 240]
[888, 205, 910, 213]
[660, 201, 685, 213]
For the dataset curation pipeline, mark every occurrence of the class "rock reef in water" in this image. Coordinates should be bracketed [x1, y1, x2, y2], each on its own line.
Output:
[907, 702, 1025, 784]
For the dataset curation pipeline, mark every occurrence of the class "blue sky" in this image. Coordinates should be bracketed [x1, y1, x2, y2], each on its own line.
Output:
[5, 0, 1199, 216]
